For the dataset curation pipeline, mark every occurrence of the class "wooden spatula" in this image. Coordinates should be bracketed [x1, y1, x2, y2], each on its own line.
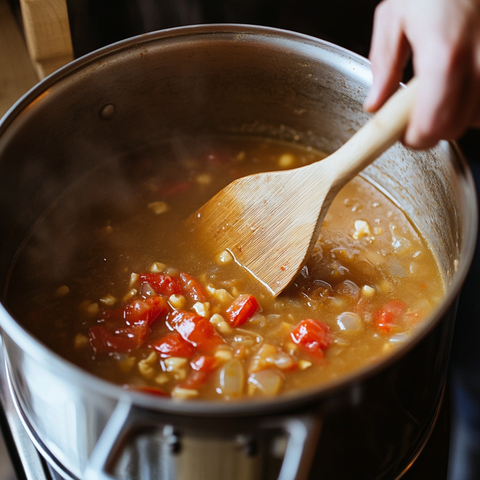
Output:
[192, 79, 418, 296]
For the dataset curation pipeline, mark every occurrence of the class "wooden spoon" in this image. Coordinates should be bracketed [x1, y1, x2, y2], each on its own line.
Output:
[192, 79, 418, 296]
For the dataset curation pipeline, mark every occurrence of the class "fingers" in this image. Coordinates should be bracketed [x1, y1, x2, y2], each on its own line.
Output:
[366, 0, 480, 149]
[364, 0, 411, 112]
[404, 30, 480, 148]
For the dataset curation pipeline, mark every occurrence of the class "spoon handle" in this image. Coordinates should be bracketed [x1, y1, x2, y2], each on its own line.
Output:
[319, 78, 418, 189]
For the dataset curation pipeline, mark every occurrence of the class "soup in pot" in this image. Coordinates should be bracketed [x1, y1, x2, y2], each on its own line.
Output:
[6, 136, 444, 400]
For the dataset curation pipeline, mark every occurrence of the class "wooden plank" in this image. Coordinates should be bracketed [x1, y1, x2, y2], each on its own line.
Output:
[19, 0, 74, 78]
[0, 0, 39, 118]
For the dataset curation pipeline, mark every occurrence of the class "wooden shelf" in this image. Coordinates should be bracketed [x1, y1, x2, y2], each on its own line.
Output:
[0, 0, 38, 118]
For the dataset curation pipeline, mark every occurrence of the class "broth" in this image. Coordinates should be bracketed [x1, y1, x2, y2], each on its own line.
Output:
[6, 136, 444, 400]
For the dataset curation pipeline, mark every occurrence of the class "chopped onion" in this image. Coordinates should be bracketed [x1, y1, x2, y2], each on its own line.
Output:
[232, 334, 256, 347]
[218, 359, 245, 397]
[335, 280, 360, 298]
[391, 235, 412, 254]
[387, 258, 407, 277]
[248, 369, 283, 396]
[389, 333, 409, 343]
[336, 312, 363, 333]
[248, 313, 266, 328]
[250, 344, 295, 372]
[141, 282, 156, 297]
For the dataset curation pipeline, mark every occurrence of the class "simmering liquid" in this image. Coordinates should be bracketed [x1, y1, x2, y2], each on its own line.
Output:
[6, 136, 444, 400]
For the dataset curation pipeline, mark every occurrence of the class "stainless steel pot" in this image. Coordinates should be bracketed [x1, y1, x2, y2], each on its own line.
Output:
[0, 25, 477, 480]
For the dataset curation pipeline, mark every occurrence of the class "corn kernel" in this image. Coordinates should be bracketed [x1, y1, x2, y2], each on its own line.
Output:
[164, 357, 188, 371]
[138, 352, 158, 379]
[172, 388, 199, 400]
[99, 294, 117, 306]
[55, 285, 70, 297]
[148, 201, 169, 215]
[86, 302, 99, 316]
[138, 362, 156, 379]
[379, 280, 393, 293]
[169, 294, 186, 309]
[172, 369, 187, 381]
[278, 322, 293, 336]
[352, 220, 372, 240]
[214, 289, 234, 303]
[129, 273, 139, 287]
[155, 373, 170, 385]
[214, 348, 234, 361]
[216, 250, 233, 264]
[149, 262, 166, 273]
[361, 285, 375, 297]
[206, 284, 216, 295]
[210, 313, 232, 334]
[298, 360, 312, 370]
[74, 333, 89, 350]
[196, 173, 212, 185]
[123, 288, 138, 302]
[192, 302, 210, 317]
[278, 153, 296, 168]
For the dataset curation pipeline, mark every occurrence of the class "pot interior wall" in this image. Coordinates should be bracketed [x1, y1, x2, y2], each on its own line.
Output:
[0, 25, 472, 338]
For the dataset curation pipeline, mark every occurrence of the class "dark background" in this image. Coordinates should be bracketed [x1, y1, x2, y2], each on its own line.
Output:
[3, 1, 480, 478]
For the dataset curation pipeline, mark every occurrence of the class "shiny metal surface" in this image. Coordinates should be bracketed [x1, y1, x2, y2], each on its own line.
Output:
[0, 25, 477, 480]
[0, 336, 47, 480]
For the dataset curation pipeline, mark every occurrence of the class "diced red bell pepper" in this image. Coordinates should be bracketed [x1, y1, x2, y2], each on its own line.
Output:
[168, 310, 224, 354]
[373, 299, 407, 333]
[125, 295, 169, 326]
[225, 294, 259, 327]
[151, 332, 196, 358]
[89, 324, 149, 355]
[190, 355, 219, 372]
[139, 273, 182, 297]
[290, 319, 331, 359]
[179, 272, 208, 302]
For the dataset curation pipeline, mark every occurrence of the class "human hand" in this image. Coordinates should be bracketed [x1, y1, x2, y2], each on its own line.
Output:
[364, 0, 480, 149]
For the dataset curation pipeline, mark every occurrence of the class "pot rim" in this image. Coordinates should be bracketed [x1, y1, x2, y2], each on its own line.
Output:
[0, 24, 477, 417]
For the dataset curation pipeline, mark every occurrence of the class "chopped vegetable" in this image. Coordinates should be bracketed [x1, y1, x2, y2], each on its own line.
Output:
[168, 310, 225, 354]
[180, 272, 208, 302]
[373, 299, 407, 333]
[138, 273, 182, 297]
[290, 319, 331, 359]
[151, 332, 196, 358]
[89, 324, 148, 355]
[225, 294, 259, 327]
[125, 296, 168, 326]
